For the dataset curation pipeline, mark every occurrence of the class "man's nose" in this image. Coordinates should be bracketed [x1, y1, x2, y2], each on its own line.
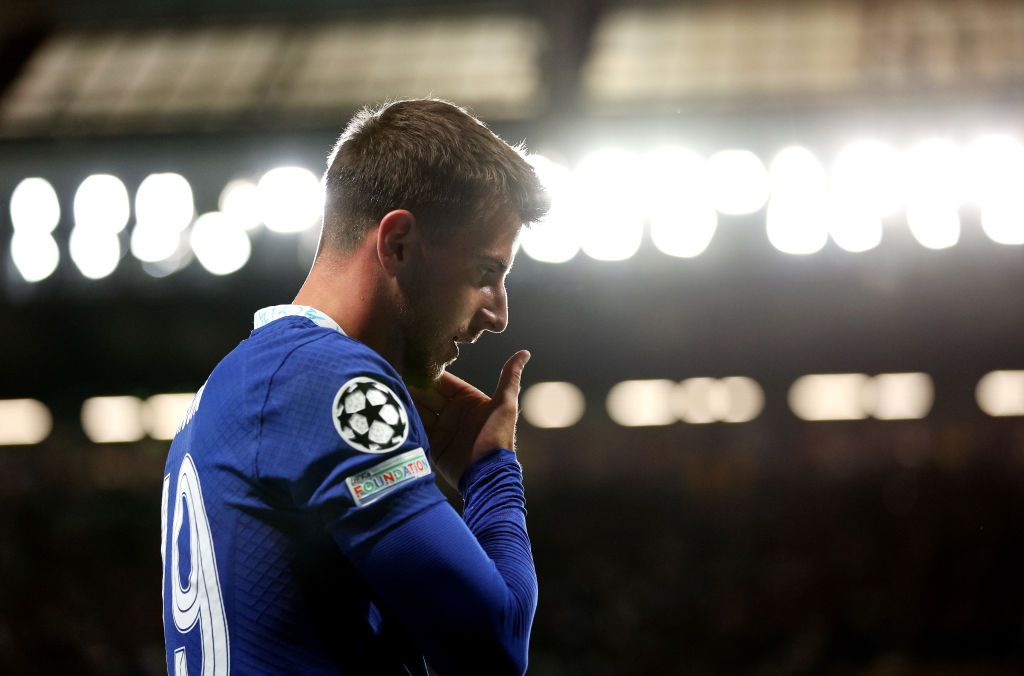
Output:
[479, 285, 509, 334]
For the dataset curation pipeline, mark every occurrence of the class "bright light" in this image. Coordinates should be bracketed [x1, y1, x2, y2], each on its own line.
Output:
[718, 376, 764, 423]
[257, 166, 323, 233]
[521, 155, 581, 263]
[904, 138, 963, 250]
[69, 227, 121, 279]
[606, 379, 676, 427]
[831, 140, 902, 217]
[766, 146, 829, 255]
[829, 204, 883, 253]
[219, 179, 263, 231]
[522, 382, 586, 428]
[976, 370, 1024, 417]
[190, 211, 252, 275]
[671, 376, 764, 423]
[643, 147, 717, 258]
[10, 178, 60, 233]
[789, 373, 869, 421]
[135, 172, 194, 233]
[11, 232, 59, 282]
[0, 399, 52, 445]
[131, 223, 182, 263]
[143, 393, 196, 440]
[862, 373, 933, 420]
[966, 135, 1024, 245]
[705, 149, 770, 215]
[81, 396, 145, 443]
[574, 149, 645, 261]
[906, 202, 960, 250]
[74, 174, 130, 233]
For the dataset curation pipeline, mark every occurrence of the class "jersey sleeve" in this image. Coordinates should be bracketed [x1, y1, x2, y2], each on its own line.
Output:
[257, 331, 538, 675]
[256, 332, 446, 546]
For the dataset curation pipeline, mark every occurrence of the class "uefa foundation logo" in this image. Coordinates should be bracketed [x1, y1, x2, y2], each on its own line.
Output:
[332, 376, 410, 453]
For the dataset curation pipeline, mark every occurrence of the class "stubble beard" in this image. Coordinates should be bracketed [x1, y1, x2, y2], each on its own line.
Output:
[394, 288, 455, 389]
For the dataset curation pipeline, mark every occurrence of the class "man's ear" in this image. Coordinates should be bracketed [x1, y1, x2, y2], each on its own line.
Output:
[376, 209, 417, 276]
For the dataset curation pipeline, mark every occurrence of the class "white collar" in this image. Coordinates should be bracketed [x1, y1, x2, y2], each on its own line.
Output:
[253, 304, 347, 335]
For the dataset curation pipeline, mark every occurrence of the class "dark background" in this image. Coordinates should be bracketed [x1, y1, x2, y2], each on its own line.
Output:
[1, 0, 1023, 673]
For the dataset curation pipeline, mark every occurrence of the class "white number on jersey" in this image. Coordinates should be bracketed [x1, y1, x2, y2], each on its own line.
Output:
[162, 453, 230, 676]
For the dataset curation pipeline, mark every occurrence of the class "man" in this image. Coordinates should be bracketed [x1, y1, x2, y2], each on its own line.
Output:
[160, 99, 549, 675]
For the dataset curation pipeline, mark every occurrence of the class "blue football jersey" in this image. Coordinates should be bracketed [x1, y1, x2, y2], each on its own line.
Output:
[160, 305, 447, 675]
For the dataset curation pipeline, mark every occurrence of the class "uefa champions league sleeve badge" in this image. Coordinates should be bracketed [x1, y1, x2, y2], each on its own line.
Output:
[332, 376, 410, 453]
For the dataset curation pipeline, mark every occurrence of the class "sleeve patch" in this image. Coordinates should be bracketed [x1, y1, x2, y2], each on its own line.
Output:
[332, 376, 410, 454]
[345, 448, 432, 506]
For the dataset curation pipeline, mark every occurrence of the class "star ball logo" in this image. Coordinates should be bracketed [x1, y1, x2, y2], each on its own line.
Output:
[332, 376, 410, 453]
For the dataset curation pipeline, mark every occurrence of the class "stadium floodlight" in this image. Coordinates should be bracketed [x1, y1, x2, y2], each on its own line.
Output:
[766, 146, 829, 255]
[81, 396, 146, 443]
[521, 381, 585, 428]
[642, 146, 717, 258]
[966, 135, 1024, 245]
[257, 166, 323, 233]
[904, 138, 963, 250]
[861, 372, 933, 420]
[190, 211, 252, 275]
[788, 373, 869, 421]
[135, 172, 194, 233]
[705, 149, 770, 215]
[828, 204, 883, 253]
[573, 148, 644, 261]
[143, 393, 196, 440]
[219, 179, 263, 231]
[606, 379, 676, 426]
[131, 222, 183, 263]
[74, 174, 130, 233]
[0, 399, 52, 445]
[670, 377, 719, 424]
[521, 154, 581, 264]
[831, 139, 902, 218]
[10, 177, 60, 233]
[906, 202, 960, 250]
[717, 376, 764, 423]
[976, 370, 1024, 417]
[69, 226, 121, 279]
[10, 231, 60, 283]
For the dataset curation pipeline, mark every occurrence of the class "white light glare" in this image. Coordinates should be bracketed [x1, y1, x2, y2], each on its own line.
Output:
[789, 374, 870, 421]
[143, 393, 196, 440]
[219, 179, 263, 231]
[521, 155, 581, 263]
[81, 396, 145, 443]
[643, 147, 717, 258]
[861, 373, 933, 420]
[966, 135, 1024, 246]
[706, 149, 770, 215]
[831, 140, 902, 218]
[976, 370, 1024, 417]
[671, 377, 764, 423]
[135, 172, 194, 232]
[606, 379, 676, 426]
[574, 149, 645, 261]
[904, 139, 963, 250]
[190, 212, 252, 275]
[0, 399, 52, 445]
[10, 178, 60, 233]
[74, 174, 130, 233]
[11, 232, 59, 282]
[766, 146, 829, 255]
[258, 166, 323, 233]
[522, 382, 586, 428]
[69, 226, 121, 279]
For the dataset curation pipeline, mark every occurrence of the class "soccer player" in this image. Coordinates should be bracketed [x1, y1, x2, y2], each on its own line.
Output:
[160, 99, 549, 675]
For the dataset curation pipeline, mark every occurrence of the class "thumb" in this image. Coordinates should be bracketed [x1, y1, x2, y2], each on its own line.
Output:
[493, 349, 531, 405]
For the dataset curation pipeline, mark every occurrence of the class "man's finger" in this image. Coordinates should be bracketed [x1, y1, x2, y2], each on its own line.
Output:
[435, 370, 485, 399]
[493, 350, 530, 405]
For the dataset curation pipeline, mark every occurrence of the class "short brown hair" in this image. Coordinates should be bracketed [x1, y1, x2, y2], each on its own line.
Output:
[321, 98, 548, 253]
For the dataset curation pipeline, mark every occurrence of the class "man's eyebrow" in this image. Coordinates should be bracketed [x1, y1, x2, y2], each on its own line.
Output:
[479, 255, 510, 272]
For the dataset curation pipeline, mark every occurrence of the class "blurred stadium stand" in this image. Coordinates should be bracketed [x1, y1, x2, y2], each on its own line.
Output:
[1, 0, 1023, 673]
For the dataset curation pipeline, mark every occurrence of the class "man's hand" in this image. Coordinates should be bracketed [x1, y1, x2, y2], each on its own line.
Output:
[409, 350, 530, 490]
